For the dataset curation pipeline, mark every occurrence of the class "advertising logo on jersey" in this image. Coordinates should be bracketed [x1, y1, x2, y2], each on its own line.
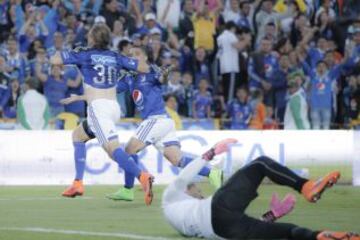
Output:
[316, 82, 325, 91]
[132, 89, 144, 110]
[264, 64, 273, 74]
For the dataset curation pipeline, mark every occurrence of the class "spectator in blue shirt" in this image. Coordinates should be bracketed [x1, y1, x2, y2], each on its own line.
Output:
[178, 72, 195, 117]
[64, 28, 77, 50]
[0, 78, 20, 119]
[29, 47, 49, 78]
[316, 11, 341, 49]
[5, 37, 28, 84]
[164, 69, 184, 99]
[194, 47, 212, 86]
[306, 36, 328, 69]
[237, 1, 252, 30]
[271, 54, 291, 123]
[303, 54, 360, 129]
[248, 37, 279, 105]
[47, 32, 68, 57]
[0, 0, 12, 42]
[63, 0, 102, 16]
[35, 64, 81, 117]
[100, 0, 121, 29]
[179, 45, 194, 74]
[227, 87, 252, 129]
[63, 66, 85, 118]
[59, 13, 86, 47]
[135, 12, 164, 39]
[192, 79, 212, 119]
[18, 11, 49, 55]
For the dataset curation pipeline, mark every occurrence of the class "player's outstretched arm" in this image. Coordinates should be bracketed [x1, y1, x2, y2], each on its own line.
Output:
[173, 139, 237, 191]
[50, 51, 63, 65]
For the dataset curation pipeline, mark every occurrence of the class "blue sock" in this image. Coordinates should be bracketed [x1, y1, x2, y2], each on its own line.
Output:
[178, 156, 211, 177]
[74, 142, 86, 180]
[124, 154, 139, 189]
[112, 148, 141, 179]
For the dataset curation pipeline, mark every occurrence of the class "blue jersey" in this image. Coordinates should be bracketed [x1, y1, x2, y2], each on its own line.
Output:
[303, 56, 359, 109]
[29, 59, 50, 77]
[61, 47, 139, 89]
[270, 69, 288, 109]
[117, 65, 166, 119]
[307, 47, 325, 69]
[236, 15, 251, 30]
[248, 53, 279, 89]
[0, 85, 17, 118]
[44, 76, 68, 108]
[63, 66, 85, 117]
[193, 90, 212, 119]
[6, 53, 28, 84]
[227, 99, 252, 129]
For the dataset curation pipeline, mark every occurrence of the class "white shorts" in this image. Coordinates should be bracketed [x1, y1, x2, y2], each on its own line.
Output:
[87, 99, 121, 146]
[134, 115, 180, 151]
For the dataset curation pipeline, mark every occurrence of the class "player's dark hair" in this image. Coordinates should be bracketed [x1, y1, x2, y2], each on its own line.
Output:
[164, 94, 177, 103]
[89, 24, 111, 50]
[133, 45, 154, 63]
[118, 39, 131, 53]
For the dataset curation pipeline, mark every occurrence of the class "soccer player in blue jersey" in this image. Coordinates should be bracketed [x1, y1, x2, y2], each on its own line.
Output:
[61, 46, 224, 201]
[50, 24, 155, 205]
[106, 47, 223, 201]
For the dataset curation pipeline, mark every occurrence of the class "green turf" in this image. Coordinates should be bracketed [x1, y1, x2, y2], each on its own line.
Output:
[0, 185, 359, 240]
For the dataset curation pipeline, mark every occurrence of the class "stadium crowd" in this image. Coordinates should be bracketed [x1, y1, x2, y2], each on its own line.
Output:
[0, 0, 359, 130]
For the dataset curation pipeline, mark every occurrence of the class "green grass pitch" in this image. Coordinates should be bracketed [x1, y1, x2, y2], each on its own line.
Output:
[0, 185, 359, 240]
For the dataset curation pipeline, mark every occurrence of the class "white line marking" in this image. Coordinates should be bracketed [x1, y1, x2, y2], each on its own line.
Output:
[0, 197, 94, 201]
[0, 227, 180, 240]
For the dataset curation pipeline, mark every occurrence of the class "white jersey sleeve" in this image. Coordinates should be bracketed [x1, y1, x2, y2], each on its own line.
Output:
[162, 157, 220, 239]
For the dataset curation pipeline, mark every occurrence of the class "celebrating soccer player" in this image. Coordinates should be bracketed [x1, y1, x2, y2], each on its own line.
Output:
[50, 23, 154, 205]
[59, 46, 224, 201]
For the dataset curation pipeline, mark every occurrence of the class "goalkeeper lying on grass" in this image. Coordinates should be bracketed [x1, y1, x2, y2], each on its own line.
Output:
[162, 138, 359, 240]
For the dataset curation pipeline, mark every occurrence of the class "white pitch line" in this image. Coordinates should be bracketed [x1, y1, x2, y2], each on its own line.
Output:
[0, 197, 94, 201]
[0, 227, 180, 240]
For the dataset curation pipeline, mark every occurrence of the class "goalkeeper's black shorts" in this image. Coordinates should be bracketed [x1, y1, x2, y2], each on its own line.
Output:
[211, 167, 259, 239]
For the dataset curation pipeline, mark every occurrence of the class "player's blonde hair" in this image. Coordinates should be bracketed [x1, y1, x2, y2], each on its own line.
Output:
[88, 24, 111, 50]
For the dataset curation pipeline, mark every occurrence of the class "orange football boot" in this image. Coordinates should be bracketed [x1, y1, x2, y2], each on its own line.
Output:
[301, 171, 340, 202]
[62, 180, 84, 198]
[317, 231, 360, 240]
[139, 172, 154, 206]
